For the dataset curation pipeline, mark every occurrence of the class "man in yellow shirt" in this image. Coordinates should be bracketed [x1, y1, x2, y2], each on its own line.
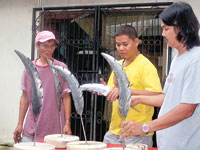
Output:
[102, 25, 162, 147]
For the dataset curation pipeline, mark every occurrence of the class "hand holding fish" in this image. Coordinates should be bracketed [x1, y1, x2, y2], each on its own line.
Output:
[106, 88, 119, 102]
[100, 76, 119, 102]
[130, 96, 140, 107]
[120, 120, 143, 139]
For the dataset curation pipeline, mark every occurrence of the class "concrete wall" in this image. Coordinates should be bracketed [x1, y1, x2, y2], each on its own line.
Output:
[0, 0, 199, 145]
[0, 0, 37, 145]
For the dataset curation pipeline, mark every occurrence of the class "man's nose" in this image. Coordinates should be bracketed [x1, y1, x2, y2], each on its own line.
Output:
[162, 30, 166, 37]
[119, 45, 124, 51]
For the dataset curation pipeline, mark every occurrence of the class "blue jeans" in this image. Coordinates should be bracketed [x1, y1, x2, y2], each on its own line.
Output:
[21, 136, 35, 142]
[103, 131, 153, 147]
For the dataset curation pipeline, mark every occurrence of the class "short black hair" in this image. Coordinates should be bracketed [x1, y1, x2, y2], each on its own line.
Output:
[115, 25, 138, 40]
[160, 2, 200, 50]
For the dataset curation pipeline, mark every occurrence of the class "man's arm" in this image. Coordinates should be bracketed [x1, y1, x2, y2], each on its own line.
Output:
[120, 103, 197, 137]
[131, 94, 164, 107]
[106, 88, 162, 103]
[13, 91, 29, 143]
[62, 92, 72, 135]
[148, 103, 197, 132]
[131, 89, 162, 96]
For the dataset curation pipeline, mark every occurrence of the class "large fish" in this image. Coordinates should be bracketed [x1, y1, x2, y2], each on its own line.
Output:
[101, 52, 131, 118]
[101, 52, 131, 150]
[49, 63, 88, 143]
[101, 53, 131, 150]
[80, 83, 112, 96]
[15, 50, 43, 146]
[15, 50, 43, 117]
[49, 64, 83, 116]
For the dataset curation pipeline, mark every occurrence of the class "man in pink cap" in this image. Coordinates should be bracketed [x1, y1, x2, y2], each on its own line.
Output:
[14, 31, 72, 142]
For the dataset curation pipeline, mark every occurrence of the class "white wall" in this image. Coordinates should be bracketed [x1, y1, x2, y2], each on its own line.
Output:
[0, 0, 38, 145]
[0, 0, 199, 145]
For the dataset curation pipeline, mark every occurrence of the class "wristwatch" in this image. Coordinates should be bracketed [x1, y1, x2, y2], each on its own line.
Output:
[142, 123, 150, 134]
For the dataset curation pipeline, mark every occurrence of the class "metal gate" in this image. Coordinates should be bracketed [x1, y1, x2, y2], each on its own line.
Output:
[31, 2, 172, 142]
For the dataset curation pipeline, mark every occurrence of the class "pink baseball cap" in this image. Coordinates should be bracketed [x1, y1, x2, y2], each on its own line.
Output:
[35, 31, 59, 44]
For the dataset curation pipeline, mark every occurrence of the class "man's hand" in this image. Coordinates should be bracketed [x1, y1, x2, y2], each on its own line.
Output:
[13, 124, 23, 143]
[100, 78, 107, 86]
[106, 88, 119, 102]
[63, 121, 72, 135]
[130, 96, 140, 107]
[100, 78, 119, 102]
[120, 120, 143, 140]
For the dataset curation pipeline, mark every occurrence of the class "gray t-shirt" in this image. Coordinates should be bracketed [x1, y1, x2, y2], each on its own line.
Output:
[157, 46, 200, 150]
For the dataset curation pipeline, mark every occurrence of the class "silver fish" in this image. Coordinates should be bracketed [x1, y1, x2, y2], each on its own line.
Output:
[15, 50, 43, 146]
[15, 50, 43, 117]
[80, 83, 112, 96]
[49, 65, 83, 116]
[49, 64, 88, 143]
[101, 52, 132, 150]
[101, 52, 131, 119]
[47, 59, 63, 136]
[101, 52, 131, 150]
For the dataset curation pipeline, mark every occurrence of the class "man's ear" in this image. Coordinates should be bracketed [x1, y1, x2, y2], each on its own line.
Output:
[134, 38, 140, 47]
[35, 42, 40, 49]
[174, 26, 179, 34]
